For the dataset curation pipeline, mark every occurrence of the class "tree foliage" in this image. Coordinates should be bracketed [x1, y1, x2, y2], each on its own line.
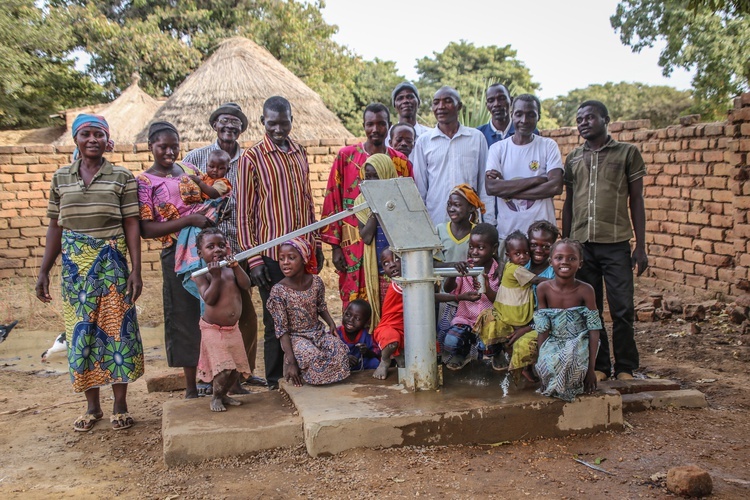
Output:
[611, 0, 749, 117]
[48, 0, 402, 134]
[543, 82, 694, 128]
[415, 41, 545, 128]
[0, 0, 104, 128]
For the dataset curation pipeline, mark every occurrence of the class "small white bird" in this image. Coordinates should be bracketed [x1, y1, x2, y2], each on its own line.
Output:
[0, 320, 18, 344]
[41, 332, 67, 362]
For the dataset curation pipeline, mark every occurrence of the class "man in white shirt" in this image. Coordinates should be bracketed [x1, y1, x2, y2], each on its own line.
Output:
[412, 86, 495, 226]
[486, 94, 563, 241]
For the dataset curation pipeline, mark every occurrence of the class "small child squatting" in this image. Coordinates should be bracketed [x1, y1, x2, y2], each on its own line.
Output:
[372, 248, 404, 380]
[192, 228, 252, 412]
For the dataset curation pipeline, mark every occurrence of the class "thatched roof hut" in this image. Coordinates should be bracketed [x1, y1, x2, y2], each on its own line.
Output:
[135, 37, 352, 143]
[55, 73, 162, 145]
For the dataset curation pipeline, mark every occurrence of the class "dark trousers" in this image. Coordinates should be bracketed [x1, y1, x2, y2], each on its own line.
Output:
[577, 241, 639, 376]
[258, 257, 286, 385]
[238, 275, 258, 373]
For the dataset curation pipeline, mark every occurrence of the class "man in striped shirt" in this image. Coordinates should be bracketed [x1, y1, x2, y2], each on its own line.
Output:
[236, 96, 323, 390]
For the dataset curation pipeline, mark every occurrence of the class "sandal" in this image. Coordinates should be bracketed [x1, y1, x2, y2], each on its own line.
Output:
[110, 413, 134, 431]
[73, 412, 102, 432]
[197, 383, 213, 397]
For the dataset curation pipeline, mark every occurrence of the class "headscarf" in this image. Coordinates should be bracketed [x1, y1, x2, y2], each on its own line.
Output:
[284, 237, 318, 274]
[72, 114, 110, 140]
[71, 114, 111, 161]
[450, 184, 486, 223]
[148, 121, 179, 142]
[354, 153, 398, 331]
[359, 153, 398, 182]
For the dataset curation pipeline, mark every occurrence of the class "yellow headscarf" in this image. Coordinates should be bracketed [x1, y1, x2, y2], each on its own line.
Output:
[354, 153, 398, 331]
[450, 184, 486, 223]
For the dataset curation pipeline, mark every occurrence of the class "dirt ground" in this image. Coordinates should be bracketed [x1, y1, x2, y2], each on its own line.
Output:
[1, 273, 749, 499]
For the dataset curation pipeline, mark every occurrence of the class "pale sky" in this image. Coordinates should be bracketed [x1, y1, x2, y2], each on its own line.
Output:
[320, 0, 694, 99]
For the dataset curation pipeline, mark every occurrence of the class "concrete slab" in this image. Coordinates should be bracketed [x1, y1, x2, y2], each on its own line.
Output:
[282, 368, 623, 457]
[600, 378, 681, 394]
[162, 391, 302, 466]
[622, 389, 708, 412]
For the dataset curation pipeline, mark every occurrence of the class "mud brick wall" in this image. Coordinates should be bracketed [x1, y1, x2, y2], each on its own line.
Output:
[1, 94, 749, 300]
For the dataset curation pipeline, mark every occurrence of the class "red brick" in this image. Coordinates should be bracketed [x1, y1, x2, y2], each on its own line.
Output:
[686, 163, 708, 176]
[703, 177, 727, 189]
[645, 186, 663, 197]
[653, 152, 671, 163]
[673, 235, 693, 248]
[695, 263, 718, 279]
[656, 175, 674, 186]
[692, 239, 714, 253]
[735, 223, 750, 238]
[675, 152, 695, 162]
[0, 248, 29, 258]
[704, 123, 724, 136]
[691, 189, 712, 200]
[710, 214, 733, 227]
[0, 146, 25, 154]
[714, 242, 734, 256]
[664, 247, 684, 259]
[674, 260, 695, 274]
[14, 173, 44, 182]
[705, 254, 733, 267]
[702, 150, 724, 162]
[653, 257, 675, 270]
[667, 211, 688, 223]
[680, 224, 700, 237]
[664, 140, 682, 151]
[652, 233, 672, 246]
[686, 275, 707, 288]
[700, 227, 725, 241]
[687, 212, 709, 225]
[684, 249, 704, 264]
[707, 279, 730, 295]
[662, 187, 680, 198]
[712, 189, 734, 202]
[689, 139, 709, 149]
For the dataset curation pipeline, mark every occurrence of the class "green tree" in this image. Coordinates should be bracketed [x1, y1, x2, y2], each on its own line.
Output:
[52, 0, 403, 134]
[415, 41, 541, 127]
[0, 0, 104, 128]
[611, 0, 749, 117]
[543, 82, 694, 128]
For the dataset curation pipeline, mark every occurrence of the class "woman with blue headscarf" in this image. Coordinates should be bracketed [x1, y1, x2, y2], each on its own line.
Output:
[36, 114, 144, 432]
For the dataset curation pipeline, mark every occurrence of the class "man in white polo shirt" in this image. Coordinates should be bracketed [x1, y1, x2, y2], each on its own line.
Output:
[486, 94, 563, 244]
[412, 86, 495, 227]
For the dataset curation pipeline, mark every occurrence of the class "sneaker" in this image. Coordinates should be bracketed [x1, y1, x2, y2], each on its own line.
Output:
[595, 370, 609, 381]
[616, 372, 634, 380]
[491, 352, 510, 371]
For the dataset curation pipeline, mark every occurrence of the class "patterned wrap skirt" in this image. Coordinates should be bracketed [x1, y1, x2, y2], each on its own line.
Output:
[61, 230, 144, 392]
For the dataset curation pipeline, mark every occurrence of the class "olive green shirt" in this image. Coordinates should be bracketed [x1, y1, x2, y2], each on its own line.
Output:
[47, 159, 140, 239]
[564, 137, 645, 243]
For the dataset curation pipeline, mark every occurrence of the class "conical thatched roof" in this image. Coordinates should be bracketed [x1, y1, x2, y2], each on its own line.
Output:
[135, 37, 352, 143]
[55, 73, 162, 145]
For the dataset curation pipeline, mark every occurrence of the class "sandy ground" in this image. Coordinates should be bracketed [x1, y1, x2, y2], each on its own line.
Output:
[1, 273, 749, 499]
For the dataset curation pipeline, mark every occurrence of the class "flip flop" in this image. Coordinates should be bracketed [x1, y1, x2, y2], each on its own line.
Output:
[110, 413, 134, 431]
[243, 375, 267, 387]
[73, 412, 102, 432]
[197, 382, 213, 396]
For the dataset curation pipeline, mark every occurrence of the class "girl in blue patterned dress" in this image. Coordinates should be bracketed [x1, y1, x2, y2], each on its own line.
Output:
[534, 239, 601, 402]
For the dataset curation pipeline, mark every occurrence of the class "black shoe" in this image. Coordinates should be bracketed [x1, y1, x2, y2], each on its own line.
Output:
[244, 375, 268, 387]
[267, 382, 279, 391]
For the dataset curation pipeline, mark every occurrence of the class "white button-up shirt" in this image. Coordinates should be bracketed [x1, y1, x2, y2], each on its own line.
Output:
[412, 124, 494, 226]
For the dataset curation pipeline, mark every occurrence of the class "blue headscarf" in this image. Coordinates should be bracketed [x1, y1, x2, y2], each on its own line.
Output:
[71, 114, 113, 160]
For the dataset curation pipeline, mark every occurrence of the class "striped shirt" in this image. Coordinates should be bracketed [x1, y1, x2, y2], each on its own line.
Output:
[411, 124, 496, 226]
[564, 137, 646, 243]
[236, 135, 319, 268]
[183, 141, 242, 252]
[47, 159, 139, 239]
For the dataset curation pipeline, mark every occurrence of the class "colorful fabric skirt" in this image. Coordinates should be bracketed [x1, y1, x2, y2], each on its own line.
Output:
[60, 230, 144, 392]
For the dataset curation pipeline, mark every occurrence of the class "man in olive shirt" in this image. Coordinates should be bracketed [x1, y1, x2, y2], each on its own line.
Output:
[562, 100, 648, 381]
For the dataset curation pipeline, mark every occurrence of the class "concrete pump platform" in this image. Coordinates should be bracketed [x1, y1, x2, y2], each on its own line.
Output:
[162, 366, 706, 464]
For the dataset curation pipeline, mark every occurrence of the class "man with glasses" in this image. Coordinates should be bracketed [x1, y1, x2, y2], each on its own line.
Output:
[183, 102, 265, 388]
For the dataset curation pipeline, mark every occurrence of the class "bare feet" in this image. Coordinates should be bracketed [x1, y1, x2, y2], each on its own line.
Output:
[373, 359, 390, 380]
[228, 381, 250, 395]
[521, 367, 539, 383]
[373, 342, 398, 380]
[222, 396, 241, 406]
[210, 395, 226, 412]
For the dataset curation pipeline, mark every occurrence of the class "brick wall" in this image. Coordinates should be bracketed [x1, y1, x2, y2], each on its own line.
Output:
[1, 94, 749, 300]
